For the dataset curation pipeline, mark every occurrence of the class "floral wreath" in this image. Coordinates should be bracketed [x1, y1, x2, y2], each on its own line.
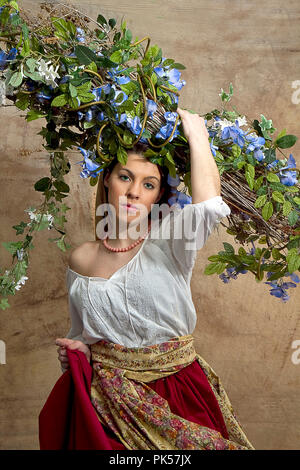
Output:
[0, 0, 299, 309]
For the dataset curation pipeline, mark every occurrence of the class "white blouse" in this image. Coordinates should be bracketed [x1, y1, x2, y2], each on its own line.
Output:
[65, 195, 231, 349]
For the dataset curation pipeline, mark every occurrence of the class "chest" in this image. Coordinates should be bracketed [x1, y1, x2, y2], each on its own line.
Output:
[86, 241, 143, 280]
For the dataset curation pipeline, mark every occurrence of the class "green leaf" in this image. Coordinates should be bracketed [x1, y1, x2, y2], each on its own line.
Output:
[122, 130, 134, 145]
[74, 45, 98, 65]
[204, 262, 227, 275]
[97, 14, 107, 25]
[110, 50, 123, 64]
[286, 186, 299, 193]
[254, 194, 267, 208]
[286, 249, 300, 273]
[272, 248, 282, 261]
[125, 29, 132, 42]
[86, 61, 97, 72]
[53, 181, 70, 193]
[34, 177, 52, 192]
[231, 144, 241, 158]
[275, 129, 286, 141]
[266, 172, 280, 183]
[253, 175, 264, 191]
[245, 171, 254, 190]
[9, 71, 23, 87]
[223, 242, 235, 254]
[275, 134, 298, 149]
[293, 197, 300, 206]
[69, 83, 78, 97]
[271, 191, 285, 203]
[77, 92, 96, 103]
[26, 110, 45, 121]
[172, 62, 186, 70]
[83, 120, 96, 129]
[51, 94, 68, 107]
[25, 58, 36, 73]
[76, 81, 92, 93]
[135, 101, 143, 117]
[117, 146, 128, 165]
[15, 93, 29, 110]
[262, 201, 273, 221]
[282, 200, 292, 216]
[246, 163, 255, 178]
[288, 210, 299, 226]
[109, 18, 117, 29]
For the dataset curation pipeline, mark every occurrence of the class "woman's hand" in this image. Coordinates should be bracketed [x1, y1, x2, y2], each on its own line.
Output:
[177, 107, 209, 143]
[55, 338, 91, 371]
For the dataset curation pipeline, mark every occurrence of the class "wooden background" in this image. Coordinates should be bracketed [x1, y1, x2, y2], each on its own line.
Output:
[0, 0, 300, 449]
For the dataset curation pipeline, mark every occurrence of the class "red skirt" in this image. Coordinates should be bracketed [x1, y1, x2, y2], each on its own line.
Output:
[39, 349, 229, 450]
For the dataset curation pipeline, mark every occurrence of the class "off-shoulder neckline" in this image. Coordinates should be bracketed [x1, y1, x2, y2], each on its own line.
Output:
[67, 229, 150, 281]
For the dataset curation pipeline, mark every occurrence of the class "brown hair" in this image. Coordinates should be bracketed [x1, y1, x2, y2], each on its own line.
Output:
[94, 142, 174, 240]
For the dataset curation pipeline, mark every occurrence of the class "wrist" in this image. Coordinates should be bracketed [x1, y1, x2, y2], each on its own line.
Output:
[189, 134, 211, 151]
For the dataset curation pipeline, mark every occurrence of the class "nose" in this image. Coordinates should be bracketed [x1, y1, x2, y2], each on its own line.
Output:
[126, 181, 140, 200]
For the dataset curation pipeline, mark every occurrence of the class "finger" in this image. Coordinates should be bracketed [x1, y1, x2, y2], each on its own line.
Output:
[55, 338, 74, 348]
[58, 350, 68, 358]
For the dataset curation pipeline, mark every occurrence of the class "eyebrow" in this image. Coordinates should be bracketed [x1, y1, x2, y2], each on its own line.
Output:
[120, 168, 160, 182]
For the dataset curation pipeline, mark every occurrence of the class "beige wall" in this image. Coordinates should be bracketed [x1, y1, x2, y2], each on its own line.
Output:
[0, 0, 299, 449]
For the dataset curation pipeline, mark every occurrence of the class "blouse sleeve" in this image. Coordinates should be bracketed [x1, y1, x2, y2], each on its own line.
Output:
[65, 268, 88, 344]
[60, 269, 89, 373]
[152, 195, 231, 278]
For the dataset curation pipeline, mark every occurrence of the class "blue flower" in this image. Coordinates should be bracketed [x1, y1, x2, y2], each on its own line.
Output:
[25, 78, 36, 91]
[168, 189, 192, 208]
[221, 120, 246, 148]
[36, 91, 52, 102]
[92, 84, 111, 101]
[75, 147, 103, 178]
[59, 76, 70, 84]
[0, 47, 17, 70]
[278, 154, 298, 186]
[76, 27, 85, 43]
[155, 111, 180, 142]
[146, 99, 157, 118]
[264, 270, 299, 302]
[154, 58, 186, 91]
[210, 138, 219, 157]
[266, 154, 298, 186]
[245, 134, 265, 161]
[167, 173, 180, 187]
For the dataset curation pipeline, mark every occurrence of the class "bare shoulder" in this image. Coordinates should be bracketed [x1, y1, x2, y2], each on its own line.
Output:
[68, 241, 99, 272]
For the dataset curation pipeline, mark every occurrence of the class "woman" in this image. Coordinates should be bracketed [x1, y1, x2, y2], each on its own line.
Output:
[47, 108, 254, 450]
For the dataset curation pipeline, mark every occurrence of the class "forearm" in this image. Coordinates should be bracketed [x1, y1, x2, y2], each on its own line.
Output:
[189, 136, 221, 204]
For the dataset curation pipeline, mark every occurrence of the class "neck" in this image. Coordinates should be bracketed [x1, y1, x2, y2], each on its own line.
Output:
[105, 215, 150, 248]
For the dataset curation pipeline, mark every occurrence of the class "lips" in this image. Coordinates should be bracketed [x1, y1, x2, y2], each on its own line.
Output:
[122, 203, 137, 209]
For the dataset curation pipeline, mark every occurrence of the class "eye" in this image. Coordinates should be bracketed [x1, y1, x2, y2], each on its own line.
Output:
[119, 175, 155, 190]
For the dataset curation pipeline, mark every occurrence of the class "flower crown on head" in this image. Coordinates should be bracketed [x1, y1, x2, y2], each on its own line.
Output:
[0, 1, 299, 308]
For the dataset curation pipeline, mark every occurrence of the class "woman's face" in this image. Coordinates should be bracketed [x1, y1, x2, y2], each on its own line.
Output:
[104, 152, 165, 224]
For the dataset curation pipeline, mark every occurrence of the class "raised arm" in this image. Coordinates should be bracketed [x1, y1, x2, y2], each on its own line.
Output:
[177, 107, 221, 202]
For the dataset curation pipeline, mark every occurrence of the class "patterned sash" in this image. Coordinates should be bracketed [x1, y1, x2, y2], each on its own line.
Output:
[90, 334, 255, 450]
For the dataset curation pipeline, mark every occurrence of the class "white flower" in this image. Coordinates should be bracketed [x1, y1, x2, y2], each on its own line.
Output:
[28, 210, 38, 222]
[237, 115, 248, 127]
[46, 214, 54, 229]
[214, 115, 248, 131]
[37, 59, 60, 88]
[16, 248, 24, 261]
[15, 276, 29, 291]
